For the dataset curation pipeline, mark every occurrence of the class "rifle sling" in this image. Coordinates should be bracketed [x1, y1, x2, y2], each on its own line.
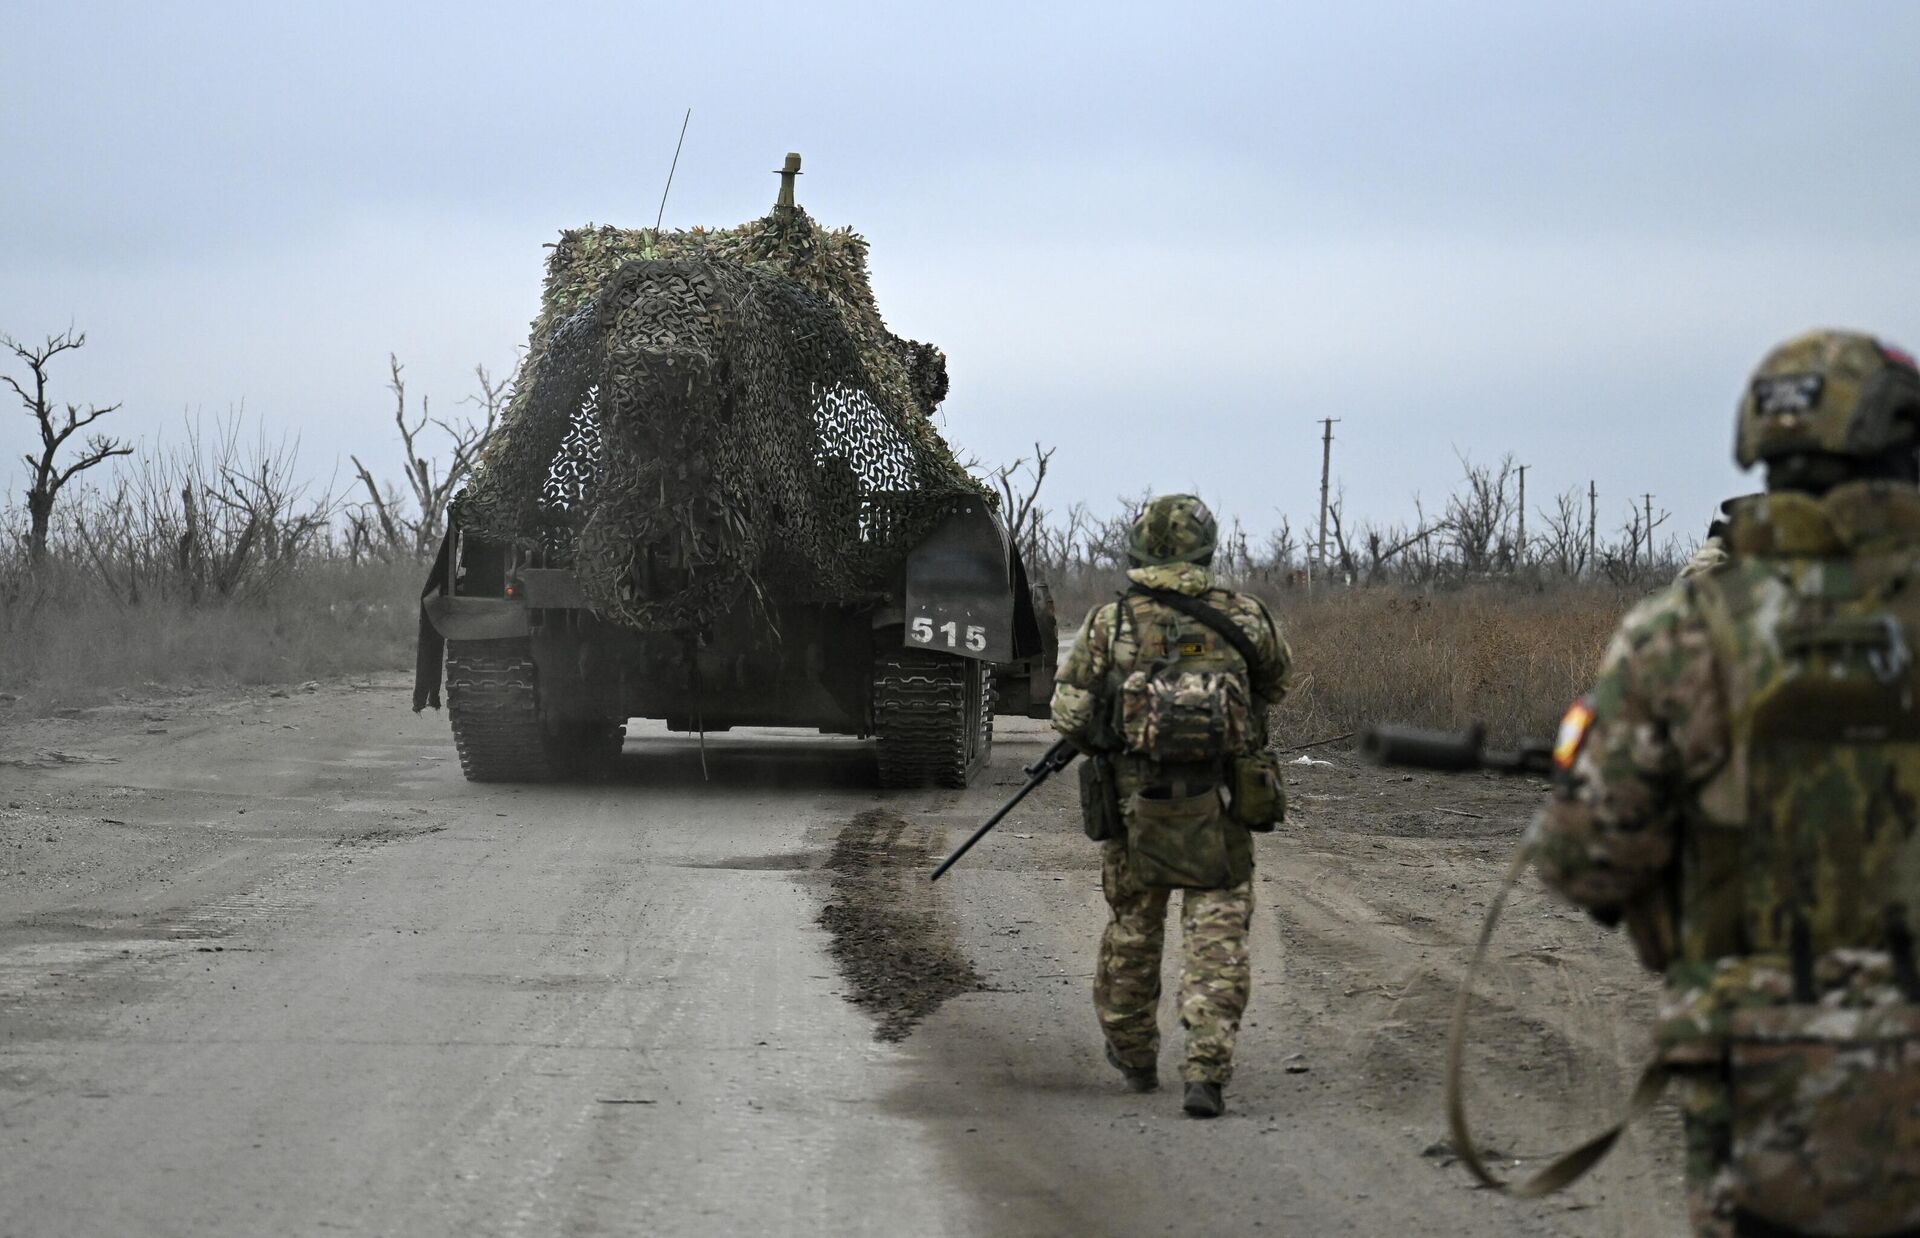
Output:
[1126, 585, 1266, 681]
[1445, 839, 1673, 1197]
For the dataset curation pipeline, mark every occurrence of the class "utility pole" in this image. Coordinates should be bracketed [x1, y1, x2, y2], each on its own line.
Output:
[1587, 480, 1598, 576]
[1641, 493, 1658, 566]
[1515, 464, 1528, 570]
[1316, 418, 1340, 576]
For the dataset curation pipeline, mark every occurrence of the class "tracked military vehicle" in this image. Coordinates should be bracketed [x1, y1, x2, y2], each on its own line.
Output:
[413, 155, 1055, 788]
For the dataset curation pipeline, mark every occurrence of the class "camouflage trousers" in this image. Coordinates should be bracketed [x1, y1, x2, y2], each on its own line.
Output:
[1095, 838, 1253, 1085]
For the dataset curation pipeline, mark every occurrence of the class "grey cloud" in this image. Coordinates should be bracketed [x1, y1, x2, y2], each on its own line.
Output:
[4, 1, 1918, 536]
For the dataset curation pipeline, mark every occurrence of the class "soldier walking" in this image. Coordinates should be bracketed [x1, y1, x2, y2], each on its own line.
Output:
[1533, 330, 1920, 1235]
[1050, 494, 1292, 1117]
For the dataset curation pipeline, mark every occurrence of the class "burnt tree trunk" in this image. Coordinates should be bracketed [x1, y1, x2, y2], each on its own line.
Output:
[25, 486, 53, 567]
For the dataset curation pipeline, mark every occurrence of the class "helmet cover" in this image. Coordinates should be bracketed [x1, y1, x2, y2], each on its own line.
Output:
[1128, 494, 1219, 566]
[1737, 330, 1920, 468]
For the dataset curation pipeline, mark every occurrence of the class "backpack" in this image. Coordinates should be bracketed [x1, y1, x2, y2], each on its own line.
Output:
[1673, 490, 1920, 1233]
[1107, 587, 1260, 765]
[1683, 508, 1920, 974]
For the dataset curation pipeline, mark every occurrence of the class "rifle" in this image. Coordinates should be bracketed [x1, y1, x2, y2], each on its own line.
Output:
[1360, 723, 1552, 777]
[929, 737, 1079, 881]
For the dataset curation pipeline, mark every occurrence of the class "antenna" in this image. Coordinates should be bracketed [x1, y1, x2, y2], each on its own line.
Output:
[654, 108, 692, 231]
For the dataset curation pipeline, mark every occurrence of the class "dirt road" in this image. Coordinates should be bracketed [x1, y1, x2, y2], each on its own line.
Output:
[0, 679, 1684, 1236]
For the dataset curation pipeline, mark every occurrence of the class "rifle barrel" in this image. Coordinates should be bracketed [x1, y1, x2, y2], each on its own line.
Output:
[928, 739, 1078, 882]
[1361, 724, 1485, 771]
[1362, 725, 1555, 777]
[929, 774, 1043, 882]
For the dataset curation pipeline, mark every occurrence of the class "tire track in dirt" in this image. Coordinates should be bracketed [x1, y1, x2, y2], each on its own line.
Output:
[1267, 764, 1685, 1234]
[818, 808, 982, 1041]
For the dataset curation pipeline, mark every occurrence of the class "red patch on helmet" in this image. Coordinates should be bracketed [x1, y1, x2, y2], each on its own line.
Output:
[1878, 340, 1918, 371]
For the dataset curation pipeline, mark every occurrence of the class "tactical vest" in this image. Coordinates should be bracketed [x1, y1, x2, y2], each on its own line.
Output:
[1682, 484, 1920, 975]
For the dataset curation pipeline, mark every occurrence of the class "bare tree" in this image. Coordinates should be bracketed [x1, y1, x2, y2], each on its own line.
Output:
[1441, 452, 1517, 574]
[1595, 499, 1673, 583]
[1259, 514, 1298, 584]
[1359, 519, 1441, 584]
[1216, 515, 1253, 584]
[55, 411, 334, 605]
[1537, 487, 1589, 578]
[1031, 499, 1093, 583]
[1407, 495, 1440, 581]
[1006, 449, 1706, 597]
[350, 355, 502, 557]
[1078, 490, 1149, 570]
[4, 329, 132, 566]
[464, 362, 512, 433]
[991, 442, 1054, 569]
[1324, 492, 1358, 583]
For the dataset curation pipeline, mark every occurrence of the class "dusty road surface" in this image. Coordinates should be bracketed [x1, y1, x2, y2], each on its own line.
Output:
[2, 678, 1685, 1237]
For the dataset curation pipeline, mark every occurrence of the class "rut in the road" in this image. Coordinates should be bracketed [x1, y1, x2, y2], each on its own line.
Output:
[818, 808, 982, 1041]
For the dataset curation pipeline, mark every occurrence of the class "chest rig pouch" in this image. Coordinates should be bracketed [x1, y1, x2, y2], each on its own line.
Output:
[1105, 590, 1263, 887]
[1686, 497, 1920, 1234]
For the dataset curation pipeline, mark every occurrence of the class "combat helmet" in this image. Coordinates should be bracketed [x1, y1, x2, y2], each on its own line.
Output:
[1737, 329, 1920, 470]
[1128, 494, 1218, 566]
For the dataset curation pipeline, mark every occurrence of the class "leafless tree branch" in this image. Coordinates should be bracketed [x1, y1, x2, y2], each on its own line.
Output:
[4, 328, 130, 566]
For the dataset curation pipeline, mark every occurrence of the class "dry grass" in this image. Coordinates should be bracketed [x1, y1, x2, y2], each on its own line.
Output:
[1052, 574, 1639, 750]
[6, 552, 1639, 744]
[1258, 583, 1630, 749]
[0, 558, 422, 709]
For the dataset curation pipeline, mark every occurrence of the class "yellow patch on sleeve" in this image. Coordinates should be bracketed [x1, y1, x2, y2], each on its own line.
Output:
[1179, 641, 1207, 658]
[1553, 697, 1596, 771]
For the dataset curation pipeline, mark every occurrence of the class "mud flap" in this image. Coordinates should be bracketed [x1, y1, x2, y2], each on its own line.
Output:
[903, 504, 1016, 663]
[413, 527, 453, 712]
[987, 543, 1059, 719]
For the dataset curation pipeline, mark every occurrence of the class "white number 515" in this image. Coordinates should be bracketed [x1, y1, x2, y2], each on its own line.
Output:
[909, 616, 987, 652]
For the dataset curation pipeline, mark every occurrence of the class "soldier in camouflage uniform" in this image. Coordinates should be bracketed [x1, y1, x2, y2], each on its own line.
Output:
[1051, 494, 1292, 1118]
[1533, 330, 1920, 1236]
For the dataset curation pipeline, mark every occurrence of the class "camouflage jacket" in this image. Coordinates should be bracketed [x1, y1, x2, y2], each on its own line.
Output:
[1050, 562, 1292, 755]
[1532, 481, 1920, 1050]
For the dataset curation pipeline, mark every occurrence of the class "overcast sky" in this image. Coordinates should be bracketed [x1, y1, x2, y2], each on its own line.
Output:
[5, 1, 1918, 548]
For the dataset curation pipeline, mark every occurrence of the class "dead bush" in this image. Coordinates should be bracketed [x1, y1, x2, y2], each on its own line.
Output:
[0, 556, 419, 707]
[1262, 583, 1626, 749]
[1050, 576, 1633, 750]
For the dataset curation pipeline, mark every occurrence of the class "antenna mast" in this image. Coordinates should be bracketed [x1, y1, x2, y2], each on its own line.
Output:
[654, 108, 692, 231]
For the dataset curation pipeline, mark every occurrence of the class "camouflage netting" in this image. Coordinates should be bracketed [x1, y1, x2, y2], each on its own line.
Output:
[456, 201, 985, 631]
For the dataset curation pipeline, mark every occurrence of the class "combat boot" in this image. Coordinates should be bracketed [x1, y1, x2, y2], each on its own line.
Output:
[1182, 1081, 1224, 1118]
[1104, 1041, 1158, 1093]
